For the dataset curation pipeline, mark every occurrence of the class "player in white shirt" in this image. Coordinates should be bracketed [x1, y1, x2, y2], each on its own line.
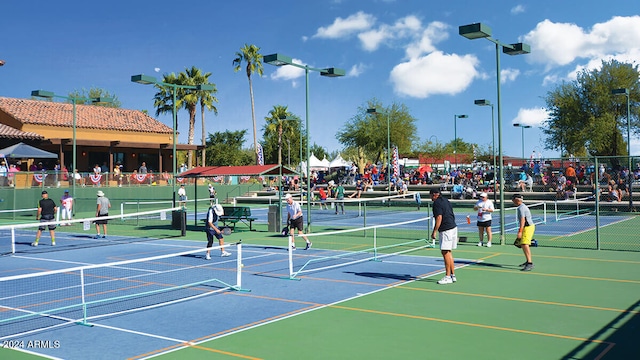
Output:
[473, 192, 494, 247]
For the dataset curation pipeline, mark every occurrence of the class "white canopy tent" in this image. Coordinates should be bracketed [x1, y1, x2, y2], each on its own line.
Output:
[329, 154, 350, 168]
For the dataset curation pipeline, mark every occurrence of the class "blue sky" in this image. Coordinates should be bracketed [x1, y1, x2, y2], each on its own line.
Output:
[1, 0, 638, 161]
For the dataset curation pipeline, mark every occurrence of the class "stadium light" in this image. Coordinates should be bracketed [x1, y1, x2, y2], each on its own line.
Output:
[460, 22, 531, 245]
[453, 114, 469, 169]
[264, 53, 345, 233]
[612, 88, 633, 211]
[31, 90, 113, 202]
[475, 99, 496, 201]
[131, 74, 214, 207]
[367, 108, 391, 197]
[513, 123, 532, 160]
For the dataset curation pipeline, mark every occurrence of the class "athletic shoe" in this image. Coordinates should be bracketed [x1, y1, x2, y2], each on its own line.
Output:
[221, 251, 231, 257]
[437, 276, 453, 285]
[486, 242, 492, 248]
[291, 244, 296, 251]
[521, 263, 534, 271]
[51, 242, 56, 246]
[31, 242, 38, 247]
[102, 235, 106, 239]
[519, 262, 528, 267]
[304, 242, 312, 250]
[94, 234, 101, 239]
[451, 274, 457, 283]
[205, 253, 211, 260]
[477, 242, 483, 247]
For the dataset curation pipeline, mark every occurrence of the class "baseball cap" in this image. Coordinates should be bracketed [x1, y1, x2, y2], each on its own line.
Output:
[429, 188, 441, 195]
[479, 192, 488, 198]
[511, 193, 523, 200]
[64, 189, 69, 193]
[284, 193, 292, 200]
[41, 190, 48, 195]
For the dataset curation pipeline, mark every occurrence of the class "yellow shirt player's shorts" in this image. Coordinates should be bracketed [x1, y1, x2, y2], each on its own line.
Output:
[514, 224, 535, 247]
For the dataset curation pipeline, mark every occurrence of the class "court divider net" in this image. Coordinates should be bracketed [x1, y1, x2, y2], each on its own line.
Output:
[285, 215, 433, 279]
[554, 197, 595, 221]
[0, 242, 245, 340]
[0, 206, 182, 255]
[494, 202, 547, 232]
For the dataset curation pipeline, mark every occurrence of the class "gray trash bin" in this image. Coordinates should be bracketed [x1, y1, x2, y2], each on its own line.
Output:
[268, 204, 281, 232]
[171, 209, 186, 236]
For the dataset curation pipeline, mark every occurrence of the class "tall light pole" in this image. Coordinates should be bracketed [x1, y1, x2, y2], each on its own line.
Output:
[475, 99, 496, 202]
[513, 123, 532, 160]
[131, 74, 214, 206]
[367, 108, 391, 197]
[453, 114, 469, 169]
[264, 53, 345, 232]
[460, 22, 531, 245]
[612, 88, 633, 211]
[31, 90, 112, 202]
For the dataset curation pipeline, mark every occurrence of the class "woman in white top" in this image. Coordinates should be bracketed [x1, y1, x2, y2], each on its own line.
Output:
[473, 192, 495, 247]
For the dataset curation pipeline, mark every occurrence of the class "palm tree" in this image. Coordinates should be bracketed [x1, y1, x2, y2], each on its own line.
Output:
[192, 70, 218, 166]
[233, 44, 264, 164]
[264, 105, 297, 167]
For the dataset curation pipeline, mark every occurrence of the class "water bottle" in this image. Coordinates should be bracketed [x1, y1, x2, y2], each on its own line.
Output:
[466, 215, 471, 224]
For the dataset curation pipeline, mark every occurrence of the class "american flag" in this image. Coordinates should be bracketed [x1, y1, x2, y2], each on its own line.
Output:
[257, 143, 264, 165]
[393, 146, 399, 178]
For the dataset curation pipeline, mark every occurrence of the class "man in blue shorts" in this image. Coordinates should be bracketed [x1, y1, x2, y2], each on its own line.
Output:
[430, 188, 458, 284]
[205, 204, 231, 259]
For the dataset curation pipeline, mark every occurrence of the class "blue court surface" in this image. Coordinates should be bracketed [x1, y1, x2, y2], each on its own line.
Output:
[0, 236, 466, 360]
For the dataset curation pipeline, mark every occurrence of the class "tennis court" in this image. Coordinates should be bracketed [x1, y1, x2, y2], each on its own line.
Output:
[1, 200, 638, 360]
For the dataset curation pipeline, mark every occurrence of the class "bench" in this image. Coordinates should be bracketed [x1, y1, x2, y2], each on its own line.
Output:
[219, 206, 257, 231]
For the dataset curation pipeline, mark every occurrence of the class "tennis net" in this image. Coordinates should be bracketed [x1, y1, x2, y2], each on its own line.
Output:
[0, 207, 182, 255]
[554, 197, 595, 221]
[120, 197, 215, 216]
[0, 242, 244, 339]
[495, 202, 547, 231]
[309, 192, 425, 224]
[285, 215, 433, 279]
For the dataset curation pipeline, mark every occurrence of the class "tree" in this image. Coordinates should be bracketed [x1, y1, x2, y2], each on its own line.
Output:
[310, 143, 328, 162]
[233, 44, 264, 164]
[337, 99, 418, 173]
[262, 110, 304, 166]
[543, 59, 639, 161]
[262, 105, 298, 167]
[152, 67, 218, 169]
[204, 130, 254, 166]
[68, 87, 121, 107]
[193, 71, 218, 167]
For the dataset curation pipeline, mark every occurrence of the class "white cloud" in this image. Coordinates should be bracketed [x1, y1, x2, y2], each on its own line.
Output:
[511, 5, 525, 15]
[357, 15, 423, 52]
[390, 51, 479, 98]
[523, 16, 640, 70]
[405, 21, 449, 59]
[511, 107, 550, 127]
[313, 11, 376, 39]
[269, 58, 306, 84]
[501, 68, 520, 83]
[348, 63, 367, 77]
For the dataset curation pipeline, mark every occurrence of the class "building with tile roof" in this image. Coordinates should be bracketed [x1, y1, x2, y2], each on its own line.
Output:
[0, 97, 198, 173]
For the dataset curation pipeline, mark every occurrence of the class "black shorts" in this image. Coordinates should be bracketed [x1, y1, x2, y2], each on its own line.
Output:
[206, 227, 223, 240]
[95, 213, 109, 225]
[477, 220, 492, 228]
[38, 215, 56, 231]
[289, 216, 304, 231]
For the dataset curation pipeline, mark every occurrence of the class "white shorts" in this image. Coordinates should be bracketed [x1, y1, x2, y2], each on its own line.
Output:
[439, 227, 458, 251]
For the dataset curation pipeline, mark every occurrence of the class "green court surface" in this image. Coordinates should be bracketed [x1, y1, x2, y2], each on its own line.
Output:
[2, 220, 638, 359]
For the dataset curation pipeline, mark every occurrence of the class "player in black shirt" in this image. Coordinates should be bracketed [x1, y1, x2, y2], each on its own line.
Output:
[430, 188, 458, 284]
[32, 190, 57, 246]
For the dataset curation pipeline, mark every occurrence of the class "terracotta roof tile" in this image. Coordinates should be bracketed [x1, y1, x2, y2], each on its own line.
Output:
[0, 97, 173, 134]
[0, 123, 44, 140]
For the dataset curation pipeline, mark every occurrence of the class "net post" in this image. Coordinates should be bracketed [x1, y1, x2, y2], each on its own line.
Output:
[11, 227, 15, 254]
[543, 202, 547, 223]
[236, 241, 242, 289]
[77, 268, 93, 327]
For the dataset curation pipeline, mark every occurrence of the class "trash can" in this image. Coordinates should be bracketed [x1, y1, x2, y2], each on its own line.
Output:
[172, 209, 186, 236]
[268, 205, 281, 233]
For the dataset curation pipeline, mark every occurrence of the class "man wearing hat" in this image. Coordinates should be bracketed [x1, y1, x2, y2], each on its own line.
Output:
[178, 184, 187, 207]
[285, 193, 312, 250]
[33, 190, 57, 246]
[430, 188, 458, 284]
[512, 193, 535, 271]
[60, 189, 73, 226]
[94, 190, 111, 238]
[205, 203, 231, 259]
[473, 192, 494, 247]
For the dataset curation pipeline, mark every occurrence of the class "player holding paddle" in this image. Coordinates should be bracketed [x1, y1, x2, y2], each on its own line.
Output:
[205, 204, 231, 259]
[285, 193, 311, 250]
